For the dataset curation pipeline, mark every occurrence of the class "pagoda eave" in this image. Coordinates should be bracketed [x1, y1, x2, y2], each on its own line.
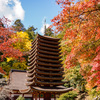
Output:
[36, 66, 63, 71]
[36, 69, 63, 76]
[35, 80, 64, 85]
[27, 62, 36, 69]
[38, 42, 60, 48]
[38, 49, 60, 56]
[37, 61, 62, 67]
[27, 66, 36, 73]
[38, 53, 61, 59]
[39, 38, 59, 45]
[38, 34, 59, 41]
[37, 57, 62, 63]
[31, 86, 73, 93]
[27, 71, 36, 77]
[27, 80, 64, 86]
[35, 75, 63, 80]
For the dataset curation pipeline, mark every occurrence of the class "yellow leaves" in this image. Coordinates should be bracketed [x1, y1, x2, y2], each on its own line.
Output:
[13, 31, 32, 52]
[12, 62, 27, 70]
[85, 83, 93, 90]
[26, 41, 31, 50]
[6, 57, 13, 62]
[84, 0, 89, 2]
[16, 31, 29, 39]
[3, 75, 8, 80]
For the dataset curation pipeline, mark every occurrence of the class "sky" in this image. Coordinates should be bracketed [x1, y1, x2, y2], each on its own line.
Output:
[0, 0, 62, 35]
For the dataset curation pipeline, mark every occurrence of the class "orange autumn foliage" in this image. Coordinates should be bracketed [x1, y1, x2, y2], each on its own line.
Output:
[0, 67, 6, 75]
[0, 17, 23, 60]
[51, 0, 100, 90]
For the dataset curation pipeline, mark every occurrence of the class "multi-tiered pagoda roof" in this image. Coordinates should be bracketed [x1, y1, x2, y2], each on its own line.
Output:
[27, 34, 73, 93]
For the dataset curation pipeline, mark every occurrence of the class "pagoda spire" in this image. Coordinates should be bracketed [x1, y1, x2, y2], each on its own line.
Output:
[44, 18, 46, 36]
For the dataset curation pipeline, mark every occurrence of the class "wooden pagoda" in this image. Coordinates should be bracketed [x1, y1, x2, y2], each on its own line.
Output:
[27, 34, 73, 100]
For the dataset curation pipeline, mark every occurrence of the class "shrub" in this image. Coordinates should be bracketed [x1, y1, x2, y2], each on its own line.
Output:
[57, 91, 78, 100]
[88, 88, 100, 99]
[16, 95, 25, 100]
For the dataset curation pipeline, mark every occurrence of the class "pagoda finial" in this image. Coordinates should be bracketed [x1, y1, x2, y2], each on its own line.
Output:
[44, 18, 46, 36]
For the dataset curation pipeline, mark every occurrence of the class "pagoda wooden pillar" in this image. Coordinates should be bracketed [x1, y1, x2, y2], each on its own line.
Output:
[39, 93, 40, 100]
[32, 93, 34, 100]
[54, 93, 56, 100]
[35, 92, 38, 100]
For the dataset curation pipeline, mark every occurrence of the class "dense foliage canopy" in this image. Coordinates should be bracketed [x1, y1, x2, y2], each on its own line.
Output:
[51, 0, 100, 90]
[0, 18, 37, 75]
[0, 17, 23, 60]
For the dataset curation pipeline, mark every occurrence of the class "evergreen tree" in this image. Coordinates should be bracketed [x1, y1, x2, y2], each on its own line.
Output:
[45, 28, 54, 37]
[12, 19, 26, 32]
[26, 26, 37, 40]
